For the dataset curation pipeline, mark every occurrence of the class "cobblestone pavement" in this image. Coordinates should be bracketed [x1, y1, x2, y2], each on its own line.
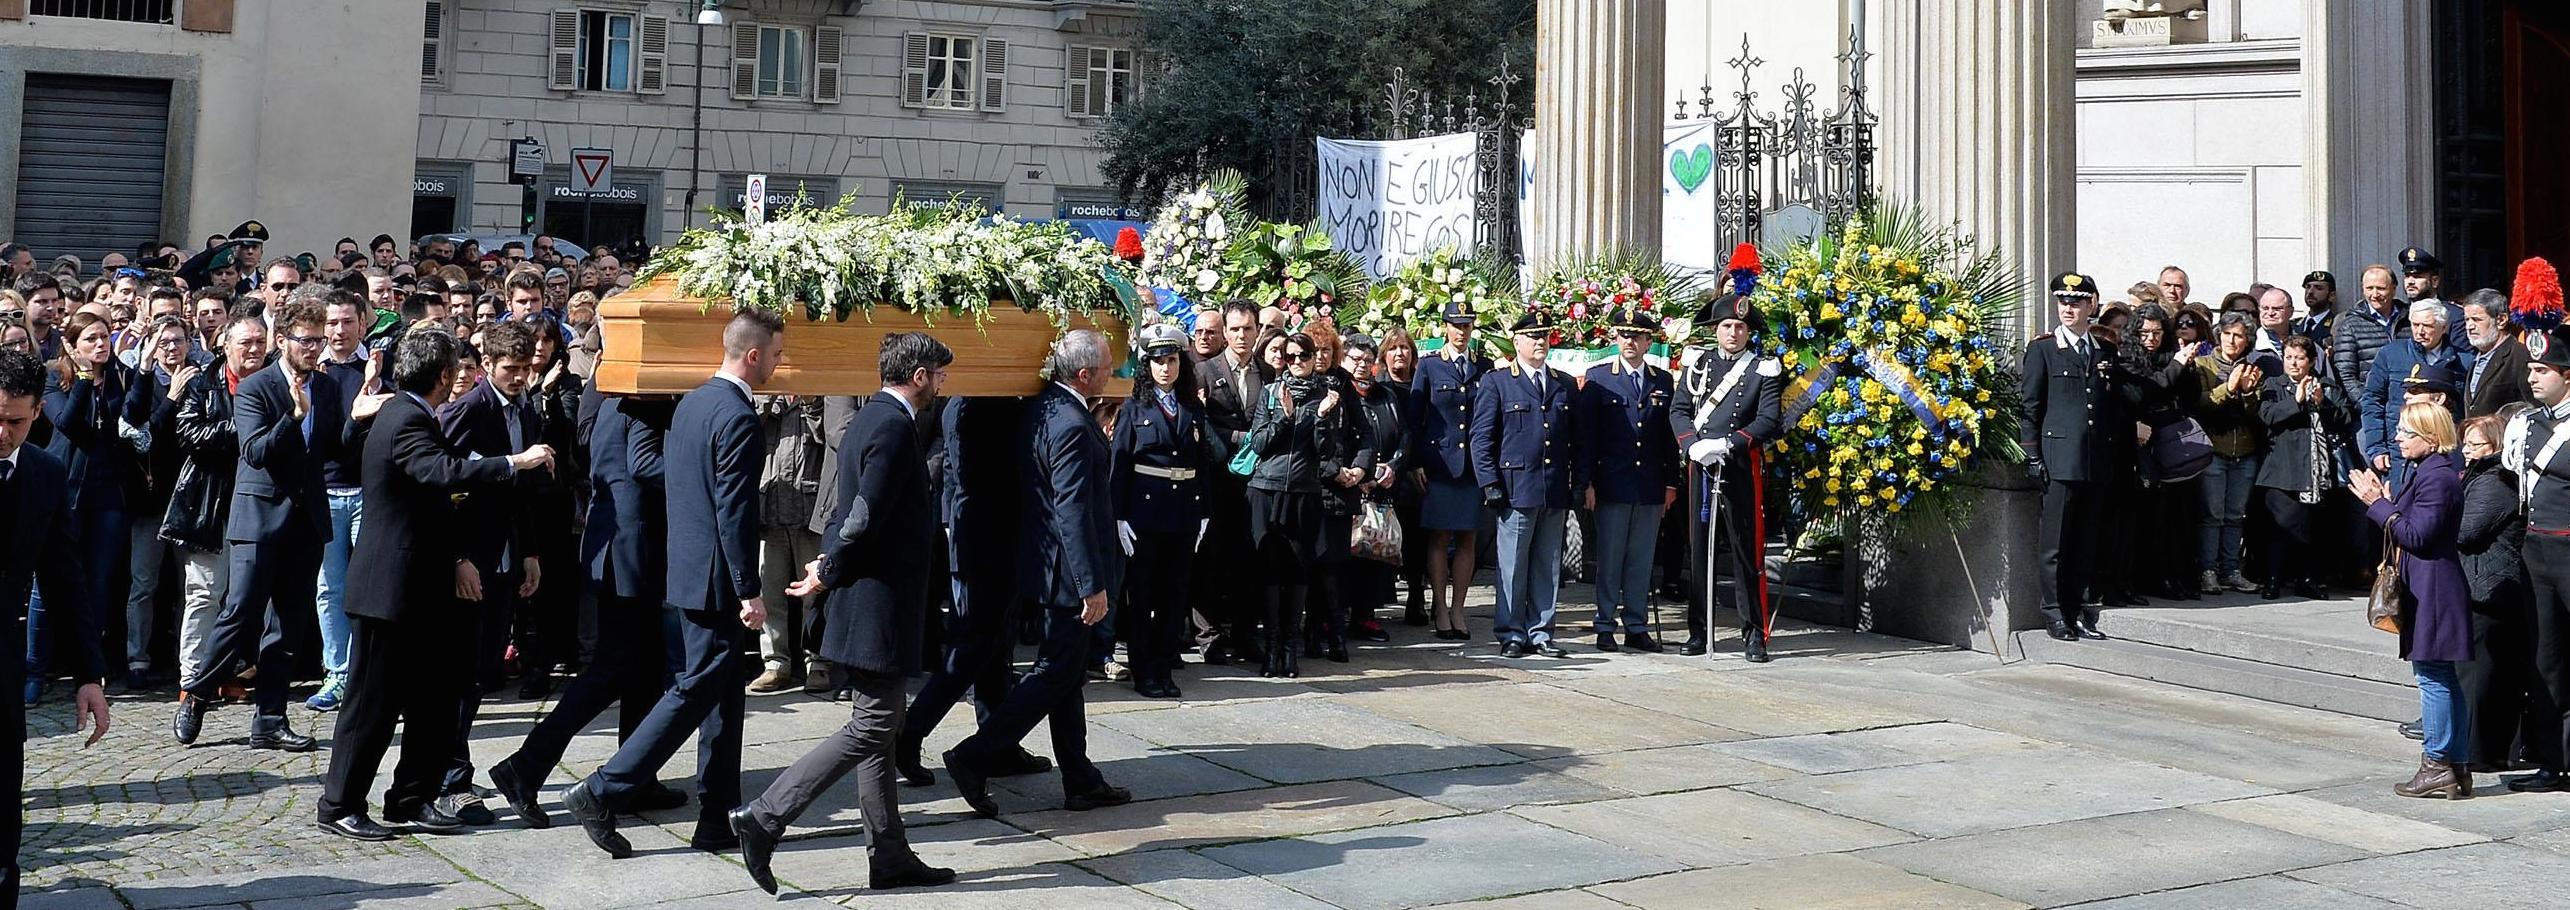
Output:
[23, 586, 2566, 909]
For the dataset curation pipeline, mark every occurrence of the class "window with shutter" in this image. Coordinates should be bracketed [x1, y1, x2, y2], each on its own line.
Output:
[911, 33, 984, 111]
[731, 20, 759, 100]
[901, 33, 932, 108]
[548, 9, 581, 91]
[813, 25, 842, 104]
[637, 14, 669, 94]
[1065, 46, 1094, 118]
[979, 38, 1008, 112]
[421, 2, 446, 83]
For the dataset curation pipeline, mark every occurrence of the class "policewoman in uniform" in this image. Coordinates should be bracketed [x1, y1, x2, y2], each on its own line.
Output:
[2502, 326, 2570, 792]
[1580, 307, 1680, 653]
[1111, 323, 1212, 699]
[1670, 294, 1783, 660]
[2021, 272, 2138, 642]
[1408, 301, 1490, 640]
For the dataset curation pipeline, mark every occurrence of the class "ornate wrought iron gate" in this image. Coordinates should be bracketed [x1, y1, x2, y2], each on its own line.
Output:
[1674, 29, 1879, 253]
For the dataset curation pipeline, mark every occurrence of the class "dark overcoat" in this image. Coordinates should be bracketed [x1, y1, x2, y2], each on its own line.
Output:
[2369, 451, 2471, 662]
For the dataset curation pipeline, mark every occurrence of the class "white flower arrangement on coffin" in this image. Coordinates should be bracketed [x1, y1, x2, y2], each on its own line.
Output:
[640, 192, 1133, 328]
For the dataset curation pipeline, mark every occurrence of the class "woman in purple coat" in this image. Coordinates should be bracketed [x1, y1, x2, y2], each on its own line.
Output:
[2352, 401, 2473, 799]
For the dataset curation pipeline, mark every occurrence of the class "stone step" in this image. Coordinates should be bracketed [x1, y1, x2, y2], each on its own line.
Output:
[2017, 632, 2418, 722]
[2094, 607, 2413, 687]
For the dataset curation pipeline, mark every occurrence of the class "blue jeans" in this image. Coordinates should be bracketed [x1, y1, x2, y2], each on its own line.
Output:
[1591, 501, 1662, 634]
[314, 490, 363, 679]
[2415, 660, 2468, 764]
[1493, 507, 1569, 646]
[2197, 453, 2261, 577]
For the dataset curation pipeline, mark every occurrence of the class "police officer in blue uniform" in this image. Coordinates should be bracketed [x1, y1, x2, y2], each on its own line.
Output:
[1670, 294, 1783, 660]
[2021, 272, 2137, 642]
[1112, 323, 1213, 699]
[1472, 311, 1583, 658]
[1408, 301, 1491, 640]
[1580, 307, 1680, 653]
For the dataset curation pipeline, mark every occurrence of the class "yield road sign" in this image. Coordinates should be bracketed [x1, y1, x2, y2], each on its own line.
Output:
[571, 147, 614, 195]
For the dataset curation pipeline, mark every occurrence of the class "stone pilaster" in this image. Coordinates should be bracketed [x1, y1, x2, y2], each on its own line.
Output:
[2303, 0, 2435, 278]
[1528, 0, 1665, 268]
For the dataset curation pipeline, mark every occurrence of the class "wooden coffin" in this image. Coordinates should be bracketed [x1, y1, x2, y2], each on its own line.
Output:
[595, 274, 1127, 397]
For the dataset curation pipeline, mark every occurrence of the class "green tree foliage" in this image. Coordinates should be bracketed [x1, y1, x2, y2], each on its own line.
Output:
[1102, 0, 1535, 213]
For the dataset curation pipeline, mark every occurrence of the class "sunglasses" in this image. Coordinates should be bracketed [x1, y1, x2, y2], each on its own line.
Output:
[283, 334, 326, 348]
[269, 282, 301, 293]
[1284, 350, 1313, 362]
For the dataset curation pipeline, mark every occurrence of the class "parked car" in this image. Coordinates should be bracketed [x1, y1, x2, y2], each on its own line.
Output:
[414, 233, 590, 264]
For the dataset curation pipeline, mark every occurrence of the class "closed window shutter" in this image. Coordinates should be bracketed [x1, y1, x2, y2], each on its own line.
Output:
[731, 21, 759, 100]
[901, 33, 930, 108]
[548, 9, 580, 91]
[1065, 46, 1094, 118]
[979, 38, 1009, 112]
[813, 26, 843, 104]
[421, 2, 446, 82]
[637, 15, 670, 94]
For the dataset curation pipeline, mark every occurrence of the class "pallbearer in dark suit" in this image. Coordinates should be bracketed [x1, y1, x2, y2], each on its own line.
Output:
[1472, 312, 1584, 659]
[1670, 294, 1783, 660]
[0, 348, 113, 899]
[1113, 323, 1213, 699]
[2020, 272, 2137, 642]
[563, 308, 786, 858]
[318, 327, 549, 841]
[486, 387, 686, 829]
[1580, 308, 1681, 653]
[175, 299, 348, 751]
[728, 333, 957, 895]
[945, 329, 1132, 819]
[434, 319, 551, 819]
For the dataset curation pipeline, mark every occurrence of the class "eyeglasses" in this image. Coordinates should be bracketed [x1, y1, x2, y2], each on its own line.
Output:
[156, 337, 187, 349]
[2396, 428, 2422, 440]
[283, 334, 325, 348]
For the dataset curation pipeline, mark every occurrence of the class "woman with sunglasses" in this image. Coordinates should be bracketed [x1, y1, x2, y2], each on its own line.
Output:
[1111, 323, 1213, 698]
[1244, 332, 1360, 677]
[1339, 332, 1405, 644]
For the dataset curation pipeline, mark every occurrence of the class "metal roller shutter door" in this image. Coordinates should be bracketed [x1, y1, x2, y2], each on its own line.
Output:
[14, 74, 171, 266]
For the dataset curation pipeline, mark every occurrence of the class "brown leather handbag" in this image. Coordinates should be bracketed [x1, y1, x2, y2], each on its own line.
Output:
[2367, 516, 2403, 634]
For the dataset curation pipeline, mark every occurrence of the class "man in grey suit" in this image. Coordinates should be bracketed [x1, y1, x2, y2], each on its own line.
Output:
[729, 333, 957, 894]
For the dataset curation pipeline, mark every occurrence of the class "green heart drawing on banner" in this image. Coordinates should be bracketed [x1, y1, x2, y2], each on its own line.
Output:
[1670, 144, 1714, 194]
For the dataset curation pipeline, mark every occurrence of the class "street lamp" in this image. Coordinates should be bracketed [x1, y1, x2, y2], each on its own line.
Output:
[686, 0, 723, 230]
[696, 0, 724, 26]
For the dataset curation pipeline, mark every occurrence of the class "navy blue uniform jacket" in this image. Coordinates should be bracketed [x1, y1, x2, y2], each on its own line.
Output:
[1470, 361, 1583, 510]
[1409, 352, 1487, 485]
[1111, 390, 1212, 534]
[1579, 359, 1680, 504]
[664, 377, 764, 613]
[581, 391, 671, 603]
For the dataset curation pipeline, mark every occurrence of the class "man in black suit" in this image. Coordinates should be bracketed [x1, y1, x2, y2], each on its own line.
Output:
[317, 327, 551, 840]
[2021, 272, 2137, 642]
[487, 387, 685, 828]
[729, 333, 957, 895]
[1189, 301, 1264, 661]
[945, 329, 1131, 818]
[2, 348, 114, 897]
[2461, 288, 2534, 419]
[175, 298, 347, 750]
[564, 307, 785, 858]
[433, 320, 550, 821]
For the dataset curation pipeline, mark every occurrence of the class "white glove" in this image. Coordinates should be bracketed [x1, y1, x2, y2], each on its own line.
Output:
[1195, 518, 1210, 552]
[2505, 412, 2531, 473]
[1116, 520, 1137, 557]
[1688, 437, 1733, 467]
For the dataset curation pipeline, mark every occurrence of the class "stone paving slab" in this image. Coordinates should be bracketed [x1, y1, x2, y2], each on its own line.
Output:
[1513, 788, 1914, 867]
[2285, 841, 2570, 909]
[810, 862, 1182, 909]
[21, 888, 126, 910]
[1076, 849, 1344, 910]
[1369, 761, 1625, 811]
[1194, 812, 1684, 910]
[1857, 809, 2367, 907]
[1093, 699, 1524, 784]
[2066, 876, 2409, 910]
[1527, 742, 1802, 795]
[1587, 854, 2029, 910]
[1706, 721, 2045, 774]
[1328, 681, 1750, 757]
[247, 881, 529, 910]
[1416, 889, 1633, 910]
[2291, 780, 2570, 839]
[1741, 747, 2274, 838]
[112, 857, 470, 910]
[2187, 793, 2489, 854]
[761, 817, 1083, 893]
[1554, 670, 1931, 737]
[1011, 779, 1458, 855]
[415, 818, 745, 910]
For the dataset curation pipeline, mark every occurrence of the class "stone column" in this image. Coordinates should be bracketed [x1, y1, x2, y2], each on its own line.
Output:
[2304, 0, 2435, 278]
[1528, 0, 1665, 268]
[1876, 0, 2077, 342]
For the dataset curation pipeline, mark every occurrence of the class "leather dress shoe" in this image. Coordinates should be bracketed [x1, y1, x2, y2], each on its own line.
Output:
[173, 692, 211, 745]
[2291, 581, 2327, 600]
[1744, 637, 1771, 663]
[1595, 633, 1620, 653]
[488, 758, 550, 828]
[1679, 639, 1708, 656]
[2077, 622, 2107, 641]
[896, 739, 936, 787]
[1624, 633, 1664, 653]
[386, 800, 468, 835]
[1535, 642, 1568, 658]
[2046, 621, 2078, 642]
[632, 783, 690, 812]
[2507, 769, 2568, 792]
[2397, 720, 2425, 741]
[731, 807, 780, 894]
[992, 748, 1053, 778]
[1064, 783, 1133, 811]
[1500, 641, 1527, 658]
[690, 823, 740, 852]
[318, 812, 397, 842]
[249, 714, 318, 752]
[944, 749, 1000, 818]
[444, 790, 497, 826]
[1137, 678, 1182, 699]
[2258, 582, 2282, 600]
[869, 857, 959, 890]
[561, 780, 632, 858]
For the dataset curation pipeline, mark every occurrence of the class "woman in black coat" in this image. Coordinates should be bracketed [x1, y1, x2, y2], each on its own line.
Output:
[2458, 411, 2532, 775]
[1245, 332, 1362, 677]
[1303, 328, 1373, 665]
[1338, 332, 1405, 643]
[2128, 305, 2204, 600]
[2252, 335, 2356, 598]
